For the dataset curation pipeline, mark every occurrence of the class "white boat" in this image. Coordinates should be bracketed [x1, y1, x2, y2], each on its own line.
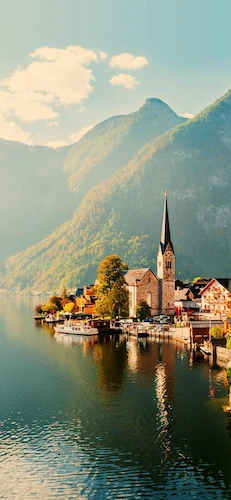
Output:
[54, 321, 98, 336]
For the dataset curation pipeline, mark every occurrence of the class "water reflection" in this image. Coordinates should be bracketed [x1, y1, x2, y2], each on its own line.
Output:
[1, 298, 231, 498]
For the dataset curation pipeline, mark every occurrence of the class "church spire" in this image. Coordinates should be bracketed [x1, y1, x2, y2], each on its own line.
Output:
[160, 190, 174, 255]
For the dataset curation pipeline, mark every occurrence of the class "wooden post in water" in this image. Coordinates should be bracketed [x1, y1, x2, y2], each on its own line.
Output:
[212, 344, 217, 365]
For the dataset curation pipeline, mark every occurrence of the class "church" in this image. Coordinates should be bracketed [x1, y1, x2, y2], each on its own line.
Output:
[125, 192, 175, 317]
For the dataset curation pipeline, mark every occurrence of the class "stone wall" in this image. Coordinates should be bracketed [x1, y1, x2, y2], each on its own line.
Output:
[137, 269, 160, 315]
[161, 280, 175, 315]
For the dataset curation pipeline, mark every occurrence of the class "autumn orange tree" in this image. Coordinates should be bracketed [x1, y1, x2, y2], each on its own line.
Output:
[95, 254, 129, 319]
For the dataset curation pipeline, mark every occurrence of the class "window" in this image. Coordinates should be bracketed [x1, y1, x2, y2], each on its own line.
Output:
[166, 261, 172, 268]
[147, 292, 152, 307]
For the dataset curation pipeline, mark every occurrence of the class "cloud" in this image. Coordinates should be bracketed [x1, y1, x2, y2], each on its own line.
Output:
[69, 124, 94, 143]
[109, 53, 148, 70]
[46, 124, 94, 148]
[46, 140, 68, 148]
[0, 45, 103, 123]
[46, 120, 59, 127]
[98, 50, 108, 60]
[0, 112, 31, 143]
[182, 112, 195, 119]
[109, 74, 141, 89]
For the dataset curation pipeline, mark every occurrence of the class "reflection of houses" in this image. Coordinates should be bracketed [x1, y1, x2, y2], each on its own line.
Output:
[200, 278, 231, 315]
[75, 285, 97, 315]
[125, 193, 175, 317]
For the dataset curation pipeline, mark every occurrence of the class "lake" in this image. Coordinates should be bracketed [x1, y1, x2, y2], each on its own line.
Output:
[0, 297, 231, 499]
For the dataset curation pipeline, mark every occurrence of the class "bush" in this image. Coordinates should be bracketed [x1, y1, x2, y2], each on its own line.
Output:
[227, 368, 231, 385]
[226, 334, 231, 349]
[210, 326, 223, 338]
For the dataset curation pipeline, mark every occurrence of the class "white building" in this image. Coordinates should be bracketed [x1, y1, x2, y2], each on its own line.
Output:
[200, 278, 231, 315]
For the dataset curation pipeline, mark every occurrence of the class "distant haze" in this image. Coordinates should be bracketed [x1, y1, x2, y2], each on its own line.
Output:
[2, 90, 231, 292]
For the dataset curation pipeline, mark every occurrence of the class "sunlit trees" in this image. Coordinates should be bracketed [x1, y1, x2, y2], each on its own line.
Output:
[49, 296, 62, 311]
[64, 302, 75, 313]
[42, 302, 59, 314]
[96, 254, 129, 319]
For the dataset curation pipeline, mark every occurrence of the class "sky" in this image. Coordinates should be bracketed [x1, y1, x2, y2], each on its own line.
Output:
[0, 0, 231, 147]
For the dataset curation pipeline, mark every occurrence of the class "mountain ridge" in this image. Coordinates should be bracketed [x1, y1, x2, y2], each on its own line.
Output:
[2, 90, 231, 292]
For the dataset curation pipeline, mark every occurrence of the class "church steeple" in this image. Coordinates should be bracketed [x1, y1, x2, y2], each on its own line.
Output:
[160, 190, 174, 255]
[157, 191, 175, 315]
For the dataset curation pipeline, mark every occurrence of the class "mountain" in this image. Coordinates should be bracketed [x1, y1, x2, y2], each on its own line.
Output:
[64, 98, 186, 197]
[3, 90, 231, 292]
[0, 100, 184, 274]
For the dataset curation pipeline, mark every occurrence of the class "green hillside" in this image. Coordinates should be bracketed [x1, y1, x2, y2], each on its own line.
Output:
[2, 90, 231, 293]
[0, 99, 184, 273]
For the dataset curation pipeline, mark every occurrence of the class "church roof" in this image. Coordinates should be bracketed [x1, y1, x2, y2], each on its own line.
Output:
[125, 268, 150, 286]
[160, 195, 174, 255]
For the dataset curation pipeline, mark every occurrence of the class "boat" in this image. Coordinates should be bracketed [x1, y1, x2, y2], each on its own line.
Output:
[45, 315, 64, 323]
[54, 321, 98, 336]
[199, 341, 211, 355]
[33, 315, 46, 320]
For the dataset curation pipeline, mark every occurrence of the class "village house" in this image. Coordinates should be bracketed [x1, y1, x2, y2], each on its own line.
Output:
[200, 278, 231, 315]
[174, 281, 208, 316]
[125, 192, 175, 317]
[75, 285, 97, 315]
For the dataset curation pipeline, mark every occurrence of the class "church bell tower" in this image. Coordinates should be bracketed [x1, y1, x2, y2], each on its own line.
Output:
[157, 190, 175, 315]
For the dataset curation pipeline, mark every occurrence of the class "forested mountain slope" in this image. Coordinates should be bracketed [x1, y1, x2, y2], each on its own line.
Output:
[3, 90, 231, 292]
[0, 99, 184, 273]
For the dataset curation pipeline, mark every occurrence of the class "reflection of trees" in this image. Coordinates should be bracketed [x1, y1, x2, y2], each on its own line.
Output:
[93, 338, 127, 393]
[2, 298, 231, 495]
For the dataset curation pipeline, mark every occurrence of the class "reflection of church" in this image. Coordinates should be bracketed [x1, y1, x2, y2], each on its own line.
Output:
[125, 192, 175, 317]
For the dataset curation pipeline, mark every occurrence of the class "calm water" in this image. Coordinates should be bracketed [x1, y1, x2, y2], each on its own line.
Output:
[1, 298, 231, 499]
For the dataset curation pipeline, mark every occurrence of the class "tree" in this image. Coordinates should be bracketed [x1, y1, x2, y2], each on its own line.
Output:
[97, 254, 128, 294]
[210, 326, 223, 338]
[136, 300, 151, 321]
[95, 295, 111, 318]
[34, 304, 43, 315]
[96, 254, 129, 319]
[49, 295, 62, 310]
[64, 302, 75, 313]
[109, 276, 129, 318]
[42, 302, 59, 314]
